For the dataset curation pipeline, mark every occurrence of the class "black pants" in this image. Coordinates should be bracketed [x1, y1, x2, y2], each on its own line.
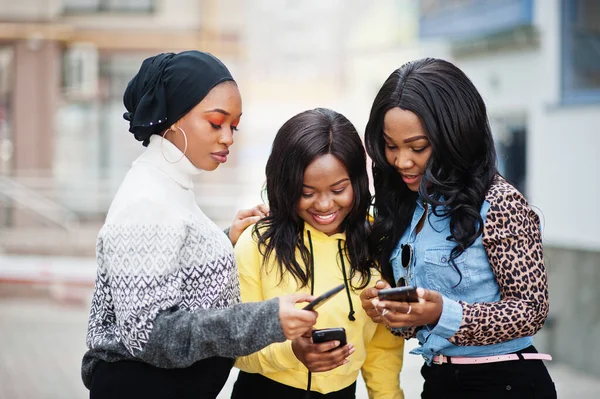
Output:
[421, 346, 556, 399]
[90, 357, 234, 399]
[231, 371, 356, 399]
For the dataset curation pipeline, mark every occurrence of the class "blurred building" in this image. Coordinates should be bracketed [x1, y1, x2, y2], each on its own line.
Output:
[341, 0, 600, 378]
[1, 0, 598, 377]
[0, 0, 244, 253]
[413, 0, 600, 376]
[233, 0, 367, 204]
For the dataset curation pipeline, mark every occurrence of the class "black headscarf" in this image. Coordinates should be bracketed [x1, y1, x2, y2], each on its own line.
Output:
[123, 50, 235, 146]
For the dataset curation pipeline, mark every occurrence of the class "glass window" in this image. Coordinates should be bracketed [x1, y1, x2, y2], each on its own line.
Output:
[0, 46, 14, 226]
[56, 52, 149, 215]
[63, 0, 154, 13]
[561, 0, 600, 104]
[0, 47, 13, 176]
[419, 0, 532, 39]
[492, 116, 527, 197]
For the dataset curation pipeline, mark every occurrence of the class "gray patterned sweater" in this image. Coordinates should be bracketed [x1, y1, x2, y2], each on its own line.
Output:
[81, 135, 285, 388]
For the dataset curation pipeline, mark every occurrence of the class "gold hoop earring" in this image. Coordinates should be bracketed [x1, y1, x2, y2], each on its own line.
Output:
[161, 126, 188, 163]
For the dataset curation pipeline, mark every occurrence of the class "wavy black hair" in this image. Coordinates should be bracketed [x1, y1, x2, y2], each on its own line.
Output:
[364, 58, 498, 285]
[254, 108, 372, 289]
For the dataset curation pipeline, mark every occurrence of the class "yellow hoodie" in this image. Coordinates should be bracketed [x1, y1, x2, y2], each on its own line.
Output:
[234, 224, 404, 398]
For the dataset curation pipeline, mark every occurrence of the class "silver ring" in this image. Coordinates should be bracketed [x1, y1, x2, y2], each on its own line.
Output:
[406, 305, 412, 315]
[381, 309, 389, 316]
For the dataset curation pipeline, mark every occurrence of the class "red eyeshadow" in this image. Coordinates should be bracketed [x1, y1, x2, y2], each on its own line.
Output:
[206, 114, 225, 125]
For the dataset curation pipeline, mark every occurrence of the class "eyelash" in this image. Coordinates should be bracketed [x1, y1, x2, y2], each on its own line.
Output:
[385, 143, 429, 153]
[210, 122, 239, 132]
[301, 188, 346, 198]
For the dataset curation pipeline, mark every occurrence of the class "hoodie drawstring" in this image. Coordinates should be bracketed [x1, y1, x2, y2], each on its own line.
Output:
[338, 239, 356, 321]
[307, 230, 315, 297]
[303, 232, 355, 398]
[305, 230, 314, 398]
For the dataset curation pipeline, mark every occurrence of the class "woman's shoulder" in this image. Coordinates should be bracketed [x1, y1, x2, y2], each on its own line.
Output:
[482, 175, 540, 232]
[484, 175, 530, 210]
[234, 223, 264, 252]
[105, 163, 191, 225]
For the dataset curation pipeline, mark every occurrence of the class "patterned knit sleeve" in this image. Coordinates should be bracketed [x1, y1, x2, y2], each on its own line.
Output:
[86, 202, 286, 368]
[448, 180, 549, 346]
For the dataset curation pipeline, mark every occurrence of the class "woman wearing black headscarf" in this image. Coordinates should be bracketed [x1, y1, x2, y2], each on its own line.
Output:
[81, 51, 317, 399]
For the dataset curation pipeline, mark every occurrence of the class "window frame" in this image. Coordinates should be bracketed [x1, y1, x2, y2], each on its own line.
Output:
[560, 0, 600, 105]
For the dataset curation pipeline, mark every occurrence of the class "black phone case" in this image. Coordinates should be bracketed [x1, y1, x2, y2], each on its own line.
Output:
[303, 283, 345, 310]
[312, 328, 347, 347]
[378, 286, 419, 302]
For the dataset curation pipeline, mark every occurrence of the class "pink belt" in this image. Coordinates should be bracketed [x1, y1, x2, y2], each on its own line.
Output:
[432, 353, 553, 365]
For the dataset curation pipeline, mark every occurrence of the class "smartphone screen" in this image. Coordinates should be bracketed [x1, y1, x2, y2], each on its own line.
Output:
[378, 286, 419, 302]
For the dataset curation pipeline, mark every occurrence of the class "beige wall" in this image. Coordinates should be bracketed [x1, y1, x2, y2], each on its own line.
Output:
[0, 0, 63, 20]
[62, 0, 203, 30]
[12, 40, 60, 172]
[8, 39, 61, 226]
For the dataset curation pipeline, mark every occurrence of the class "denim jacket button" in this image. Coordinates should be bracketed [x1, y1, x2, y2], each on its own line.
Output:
[441, 256, 447, 263]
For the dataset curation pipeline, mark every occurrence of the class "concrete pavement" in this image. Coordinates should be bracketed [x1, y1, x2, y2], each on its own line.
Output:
[0, 294, 599, 398]
[0, 253, 598, 398]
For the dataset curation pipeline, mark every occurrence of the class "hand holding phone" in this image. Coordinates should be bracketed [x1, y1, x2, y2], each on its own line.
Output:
[278, 294, 319, 340]
[312, 327, 347, 347]
[378, 286, 419, 302]
[292, 327, 352, 372]
[303, 283, 345, 311]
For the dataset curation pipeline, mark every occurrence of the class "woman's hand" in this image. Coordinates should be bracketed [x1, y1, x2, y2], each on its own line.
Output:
[228, 204, 269, 245]
[292, 331, 355, 372]
[377, 287, 443, 328]
[359, 280, 391, 323]
[278, 294, 318, 340]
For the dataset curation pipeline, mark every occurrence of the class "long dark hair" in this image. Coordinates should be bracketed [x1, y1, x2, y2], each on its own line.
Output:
[364, 58, 498, 285]
[255, 108, 372, 289]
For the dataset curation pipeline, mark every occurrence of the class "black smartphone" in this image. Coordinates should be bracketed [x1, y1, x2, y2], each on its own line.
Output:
[378, 286, 419, 302]
[303, 283, 345, 311]
[312, 327, 347, 347]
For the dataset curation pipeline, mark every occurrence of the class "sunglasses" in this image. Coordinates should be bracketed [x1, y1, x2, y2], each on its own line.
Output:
[396, 243, 413, 287]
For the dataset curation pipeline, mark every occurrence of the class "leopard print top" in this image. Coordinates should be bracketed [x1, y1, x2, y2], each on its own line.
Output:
[448, 176, 549, 346]
[395, 176, 549, 346]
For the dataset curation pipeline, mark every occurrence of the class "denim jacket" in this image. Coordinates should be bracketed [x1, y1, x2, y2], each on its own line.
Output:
[390, 176, 549, 363]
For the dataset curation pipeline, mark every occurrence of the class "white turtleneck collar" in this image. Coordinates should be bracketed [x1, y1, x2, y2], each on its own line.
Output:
[134, 134, 203, 190]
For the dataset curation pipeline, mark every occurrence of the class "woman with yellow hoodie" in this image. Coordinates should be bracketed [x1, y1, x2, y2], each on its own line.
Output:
[231, 108, 404, 399]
